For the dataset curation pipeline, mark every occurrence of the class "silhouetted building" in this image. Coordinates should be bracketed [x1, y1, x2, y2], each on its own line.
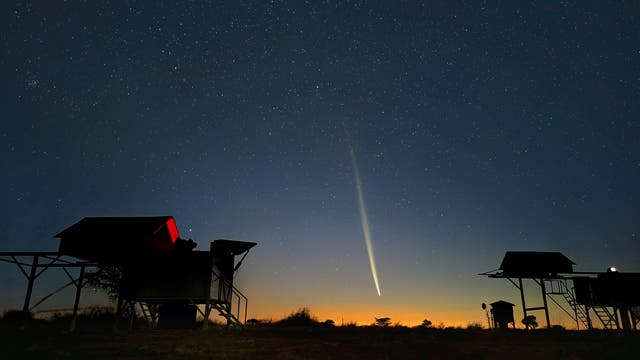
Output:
[499, 251, 574, 278]
[490, 300, 515, 329]
[574, 271, 640, 330]
[55, 216, 256, 328]
[483, 251, 640, 330]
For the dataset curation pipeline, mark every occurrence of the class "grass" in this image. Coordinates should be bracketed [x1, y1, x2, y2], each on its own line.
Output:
[1, 309, 638, 359]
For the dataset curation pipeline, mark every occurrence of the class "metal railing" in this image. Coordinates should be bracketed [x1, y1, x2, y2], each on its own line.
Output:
[545, 279, 591, 329]
[210, 269, 248, 324]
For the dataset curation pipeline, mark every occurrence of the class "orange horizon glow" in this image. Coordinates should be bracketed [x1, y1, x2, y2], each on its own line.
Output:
[238, 306, 582, 329]
[235, 295, 584, 330]
[242, 304, 492, 328]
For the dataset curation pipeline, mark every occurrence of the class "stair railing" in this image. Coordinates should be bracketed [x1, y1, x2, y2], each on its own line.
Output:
[545, 279, 591, 329]
[210, 268, 248, 324]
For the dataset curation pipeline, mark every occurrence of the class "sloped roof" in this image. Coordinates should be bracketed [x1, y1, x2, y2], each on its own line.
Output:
[211, 239, 257, 255]
[55, 216, 179, 262]
[55, 216, 177, 238]
[490, 300, 515, 307]
[499, 251, 574, 278]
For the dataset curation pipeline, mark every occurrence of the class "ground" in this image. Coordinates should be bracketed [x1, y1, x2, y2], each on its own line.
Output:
[1, 322, 638, 359]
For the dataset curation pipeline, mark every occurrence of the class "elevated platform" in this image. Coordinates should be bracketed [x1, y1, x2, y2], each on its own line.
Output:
[481, 251, 640, 330]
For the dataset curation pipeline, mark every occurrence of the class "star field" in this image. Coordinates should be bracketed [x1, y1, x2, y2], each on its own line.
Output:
[2, 1, 639, 325]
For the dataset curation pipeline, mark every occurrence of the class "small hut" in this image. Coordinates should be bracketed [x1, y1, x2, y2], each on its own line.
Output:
[490, 300, 515, 329]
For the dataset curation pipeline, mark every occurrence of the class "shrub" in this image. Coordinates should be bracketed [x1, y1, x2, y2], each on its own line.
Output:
[85, 266, 123, 300]
[374, 317, 391, 327]
[1, 310, 33, 322]
[466, 322, 484, 330]
[246, 318, 272, 326]
[0, 310, 36, 330]
[522, 315, 538, 329]
[419, 319, 433, 328]
[275, 307, 318, 327]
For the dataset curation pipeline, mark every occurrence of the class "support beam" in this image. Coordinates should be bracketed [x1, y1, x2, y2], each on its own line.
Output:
[525, 306, 547, 311]
[128, 301, 136, 330]
[619, 307, 632, 330]
[70, 265, 85, 332]
[518, 278, 527, 326]
[202, 303, 212, 329]
[540, 278, 551, 328]
[113, 296, 123, 331]
[22, 255, 39, 313]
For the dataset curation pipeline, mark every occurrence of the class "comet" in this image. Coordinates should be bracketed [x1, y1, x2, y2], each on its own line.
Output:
[348, 144, 381, 296]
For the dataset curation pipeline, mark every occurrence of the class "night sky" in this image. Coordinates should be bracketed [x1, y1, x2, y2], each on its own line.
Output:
[2, 1, 639, 327]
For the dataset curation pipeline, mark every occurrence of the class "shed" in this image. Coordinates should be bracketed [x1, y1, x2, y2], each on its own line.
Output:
[499, 251, 574, 278]
[490, 300, 515, 329]
[55, 216, 180, 263]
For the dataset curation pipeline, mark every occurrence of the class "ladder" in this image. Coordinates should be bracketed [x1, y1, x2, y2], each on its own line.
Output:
[560, 291, 590, 329]
[592, 306, 617, 329]
[546, 279, 590, 329]
[138, 302, 158, 328]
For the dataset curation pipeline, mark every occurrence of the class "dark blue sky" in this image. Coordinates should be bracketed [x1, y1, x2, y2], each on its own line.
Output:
[1, 1, 639, 325]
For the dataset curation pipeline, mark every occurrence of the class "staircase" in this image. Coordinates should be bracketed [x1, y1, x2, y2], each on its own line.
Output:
[210, 269, 248, 326]
[546, 279, 590, 329]
[546, 279, 625, 330]
[211, 302, 243, 326]
[592, 306, 617, 329]
[138, 302, 158, 328]
[560, 291, 591, 329]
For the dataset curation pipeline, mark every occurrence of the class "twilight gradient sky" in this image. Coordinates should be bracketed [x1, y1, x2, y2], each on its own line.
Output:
[2, 1, 639, 327]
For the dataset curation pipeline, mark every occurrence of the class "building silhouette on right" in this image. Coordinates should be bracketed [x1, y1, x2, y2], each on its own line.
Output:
[481, 251, 640, 330]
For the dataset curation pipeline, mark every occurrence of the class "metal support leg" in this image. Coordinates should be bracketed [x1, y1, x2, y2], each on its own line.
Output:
[150, 304, 158, 328]
[540, 278, 551, 328]
[202, 303, 212, 329]
[22, 256, 39, 314]
[518, 278, 527, 328]
[613, 307, 620, 330]
[619, 307, 632, 330]
[128, 301, 135, 330]
[70, 265, 85, 332]
[113, 296, 123, 331]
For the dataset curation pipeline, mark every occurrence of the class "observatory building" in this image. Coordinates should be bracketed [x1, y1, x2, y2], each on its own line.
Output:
[1, 216, 256, 330]
[482, 251, 640, 330]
